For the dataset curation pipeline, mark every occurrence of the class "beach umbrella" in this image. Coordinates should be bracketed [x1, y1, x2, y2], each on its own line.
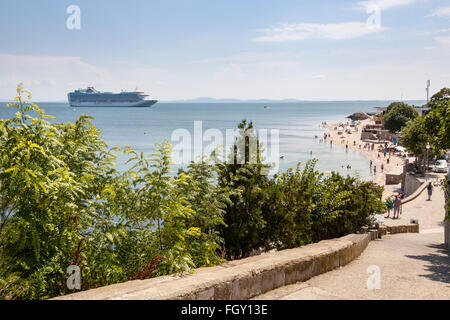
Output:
[338, 126, 344, 131]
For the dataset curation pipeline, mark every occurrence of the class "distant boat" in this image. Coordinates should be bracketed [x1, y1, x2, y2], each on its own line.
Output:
[264, 106, 270, 109]
[67, 87, 158, 107]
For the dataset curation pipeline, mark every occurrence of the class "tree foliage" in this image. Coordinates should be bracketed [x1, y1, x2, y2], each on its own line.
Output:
[400, 88, 450, 166]
[383, 102, 418, 133]
[425, 100, 450, 150]
[427, 88, 450, 109]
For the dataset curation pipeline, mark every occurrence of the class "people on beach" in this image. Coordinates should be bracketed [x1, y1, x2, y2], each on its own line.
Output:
[373, 165, 377, 175]
[381, 163, 384, 173]
[427, 182, 433, 201]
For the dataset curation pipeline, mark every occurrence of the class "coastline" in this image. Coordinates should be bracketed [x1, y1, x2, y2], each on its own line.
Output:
[323, 118, 406, 199]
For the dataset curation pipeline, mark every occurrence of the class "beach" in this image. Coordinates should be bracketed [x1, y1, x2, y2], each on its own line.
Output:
[323, 118, 406, 199]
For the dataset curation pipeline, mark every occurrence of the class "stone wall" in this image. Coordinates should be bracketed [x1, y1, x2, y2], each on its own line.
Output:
[386, 172, 403, 185]
[53, 234, 371, 300]
[52, 225, 422, 300]
[402, 173, 424, 197]
[386, 224, 419, 234]
[361, 131, 377, 140]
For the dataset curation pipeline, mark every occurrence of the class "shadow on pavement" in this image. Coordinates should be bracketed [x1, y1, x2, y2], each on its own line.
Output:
[405, 244, 450, 285]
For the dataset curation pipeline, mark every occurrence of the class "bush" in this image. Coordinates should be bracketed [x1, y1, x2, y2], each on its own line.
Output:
[0, 86, 228, 299]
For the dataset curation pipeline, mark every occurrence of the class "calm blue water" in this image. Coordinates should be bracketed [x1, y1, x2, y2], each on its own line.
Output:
[0, 101, 425, 180]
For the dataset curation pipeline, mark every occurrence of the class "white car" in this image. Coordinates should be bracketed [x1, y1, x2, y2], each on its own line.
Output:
[434, 160, 448, 173]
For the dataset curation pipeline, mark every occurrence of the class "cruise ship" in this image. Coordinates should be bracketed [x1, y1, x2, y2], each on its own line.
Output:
[67, 87, 158, 107]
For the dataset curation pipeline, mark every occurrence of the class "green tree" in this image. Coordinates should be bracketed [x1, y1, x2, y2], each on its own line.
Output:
[261, 162, 316, 250]
[425, 97, 450, 150]
[311, 174, 384, 242]
[216, 120, 271, 259]
[176, 159, 229, 266]
[400, 117, 437, 172]
[383, 102, 418, 133]
[0, 85, 121, 299]
[427, 88, 450, 109]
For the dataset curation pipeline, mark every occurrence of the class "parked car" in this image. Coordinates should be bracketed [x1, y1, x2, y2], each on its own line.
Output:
[434, 159, 449, 173]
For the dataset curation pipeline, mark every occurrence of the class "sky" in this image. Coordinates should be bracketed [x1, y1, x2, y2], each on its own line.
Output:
[0, 0, 449, 101]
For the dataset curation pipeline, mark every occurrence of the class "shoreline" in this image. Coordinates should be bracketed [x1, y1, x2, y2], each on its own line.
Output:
[322, 117, 406, 200]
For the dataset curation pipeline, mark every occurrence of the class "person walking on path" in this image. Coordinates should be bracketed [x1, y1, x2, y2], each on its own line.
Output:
[427, 182, 433, 201]
[385, 196, 393, 218]
[393, 196, 402, 219]
[381, 163, 384, 173]
[373, 165, 377, 176]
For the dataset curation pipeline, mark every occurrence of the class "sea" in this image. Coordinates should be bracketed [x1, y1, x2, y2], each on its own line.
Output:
[0, 100, 425, 181]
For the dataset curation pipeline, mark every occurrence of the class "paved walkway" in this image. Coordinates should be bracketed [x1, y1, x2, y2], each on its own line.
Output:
[253, 188, 449, 300]
[254, 232, 449, 300]
[384, 179, 446, 231]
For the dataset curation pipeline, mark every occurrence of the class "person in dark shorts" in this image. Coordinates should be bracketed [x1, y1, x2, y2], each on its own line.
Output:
[427, 182, 433, 201]
[385, 196, 393, 218]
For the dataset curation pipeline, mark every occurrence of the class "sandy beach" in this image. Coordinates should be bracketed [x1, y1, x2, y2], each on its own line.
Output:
[323, 118, 406, 199]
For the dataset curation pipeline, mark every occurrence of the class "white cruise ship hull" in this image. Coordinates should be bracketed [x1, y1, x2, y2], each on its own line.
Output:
[69, 99, 158, 108]
[67, 87, 158, 108]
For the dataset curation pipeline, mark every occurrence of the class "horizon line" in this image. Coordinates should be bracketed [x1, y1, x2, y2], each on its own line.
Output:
[0, 98, 428, 103]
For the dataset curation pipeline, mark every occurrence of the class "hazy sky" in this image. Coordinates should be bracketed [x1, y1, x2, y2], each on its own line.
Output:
[0, 0, 449, 101]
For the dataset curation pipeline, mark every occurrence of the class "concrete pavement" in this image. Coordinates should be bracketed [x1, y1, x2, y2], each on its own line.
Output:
[384, 178, 446, 231]
[253, 232, 449, 300]
[253, 187, 449, 300]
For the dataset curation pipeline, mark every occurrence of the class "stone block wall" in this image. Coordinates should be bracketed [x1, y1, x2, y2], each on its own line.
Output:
[52, 224, 421, 300]
[402, 173, 423, 197]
